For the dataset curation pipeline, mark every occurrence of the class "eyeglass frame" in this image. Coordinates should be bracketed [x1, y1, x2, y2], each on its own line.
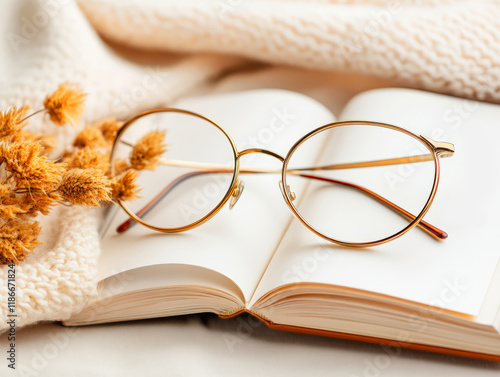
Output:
[109, 108, 455, 248]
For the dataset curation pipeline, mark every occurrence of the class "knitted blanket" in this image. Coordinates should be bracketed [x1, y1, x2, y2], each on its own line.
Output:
[0, 0, 499, 332]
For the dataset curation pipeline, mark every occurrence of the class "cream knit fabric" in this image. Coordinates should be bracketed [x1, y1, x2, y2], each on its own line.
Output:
[0, 0, 499, 332]
[79, 0, 500, 102]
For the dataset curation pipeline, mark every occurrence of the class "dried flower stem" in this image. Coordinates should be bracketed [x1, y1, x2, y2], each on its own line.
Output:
[17, 109, 46, 124]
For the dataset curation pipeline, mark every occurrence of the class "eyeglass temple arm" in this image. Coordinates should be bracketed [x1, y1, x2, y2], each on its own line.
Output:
[116, 168, 447, 240]
[296, 174, 447, 240]
[115, 169, 220, 233]
[156, 150, 453, 173]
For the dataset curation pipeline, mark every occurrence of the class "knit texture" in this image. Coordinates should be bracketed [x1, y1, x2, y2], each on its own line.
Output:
[79, 0, 500, 103]
[1, 0, 499, 331]
[0, 0, 245, 332]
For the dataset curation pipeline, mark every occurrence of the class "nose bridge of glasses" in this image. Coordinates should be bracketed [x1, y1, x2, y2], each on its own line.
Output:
[226, 148, 285, 210]
[238, 148, 285, 162]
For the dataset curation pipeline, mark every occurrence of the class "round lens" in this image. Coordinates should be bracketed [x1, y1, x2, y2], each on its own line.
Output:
[111, 110, 237, 230]
[283, 122, 437, 245]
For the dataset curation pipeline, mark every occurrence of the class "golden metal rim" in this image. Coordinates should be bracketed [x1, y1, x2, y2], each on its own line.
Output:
[110, 108, 240, 233]
[110, 110, 448, 247]
[281, 120, 441, 248]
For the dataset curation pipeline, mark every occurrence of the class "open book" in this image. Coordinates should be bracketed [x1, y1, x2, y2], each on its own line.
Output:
[64, 88, 500, 361]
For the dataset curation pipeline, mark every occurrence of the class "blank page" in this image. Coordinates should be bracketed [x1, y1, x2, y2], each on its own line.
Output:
[252, 88, 500, 317]
[97, 89, 334, 302]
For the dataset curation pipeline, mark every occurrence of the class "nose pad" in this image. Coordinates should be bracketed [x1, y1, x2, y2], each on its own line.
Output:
[279, 181, 296, 201]
[229, 180, 245, 210]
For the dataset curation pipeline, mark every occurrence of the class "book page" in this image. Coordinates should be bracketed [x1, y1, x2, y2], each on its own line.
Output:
[97, 89, 334, 302]
[252, 88, 500, 317]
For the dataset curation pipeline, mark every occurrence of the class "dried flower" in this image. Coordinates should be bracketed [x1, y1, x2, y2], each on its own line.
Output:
[73, 124, 109, 149]
[0, 141, 65, 191]
[98, 118, 123, 142]
[0, 184, 10, 197]
[0, 106, 29, 140]
[20, 191, 62, 217]
[9, 129, 56, 155]
[130, 130, 166, 170]
[7, 129, 34, 143]
[38, 135, 57, 154]
[44, 83, 86, 126]
[112, 170, 141, 202]
[0, 205, 25, 219]
[66, 146, 110, 172]
[0, 83, 173, 265]
[58, 168, 112, 206]
[0, 182, 16, 206]
[0, 219, 42, 264]
[113, 158, 130, 176]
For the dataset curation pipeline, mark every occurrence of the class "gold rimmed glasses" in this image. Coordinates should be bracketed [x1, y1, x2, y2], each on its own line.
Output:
[109, 108, 454, 247]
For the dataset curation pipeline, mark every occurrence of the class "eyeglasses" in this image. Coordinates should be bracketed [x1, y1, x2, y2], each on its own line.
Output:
[109, 108, 454, 247]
